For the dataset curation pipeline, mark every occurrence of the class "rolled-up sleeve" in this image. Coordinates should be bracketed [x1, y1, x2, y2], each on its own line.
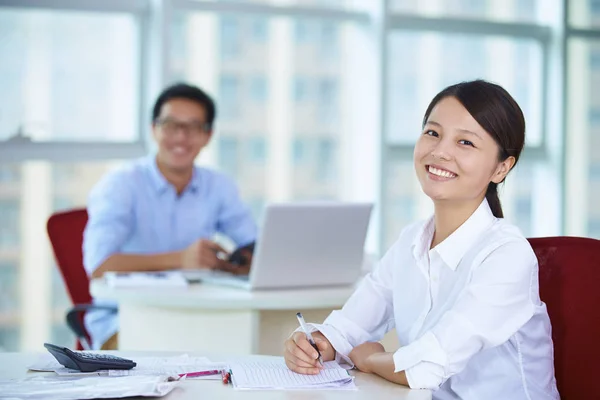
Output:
[393, 240, 537, 390]
[83, 170, 134, 276]
[215, 174, 257, 247]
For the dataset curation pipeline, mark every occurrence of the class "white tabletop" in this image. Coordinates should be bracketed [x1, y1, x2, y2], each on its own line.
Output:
[90, 279, 356, 310]
[1, 351, 431, 400]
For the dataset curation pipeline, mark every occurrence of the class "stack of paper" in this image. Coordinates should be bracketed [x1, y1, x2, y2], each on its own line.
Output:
[0, 374, 180, 400]
[104, 271, 188, 288]
[229, 358, 355, 390]
[29, 354, 224, 379]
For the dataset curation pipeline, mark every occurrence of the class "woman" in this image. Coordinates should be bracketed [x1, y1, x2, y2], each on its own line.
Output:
[284, 80, 558, 399]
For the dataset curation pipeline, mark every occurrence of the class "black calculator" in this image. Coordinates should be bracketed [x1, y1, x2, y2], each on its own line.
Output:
[43, 343, 137, 372]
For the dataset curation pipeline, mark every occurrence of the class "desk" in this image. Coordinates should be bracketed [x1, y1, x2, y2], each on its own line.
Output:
[90, 280, 400, 355]
[1, 351, 431, 399]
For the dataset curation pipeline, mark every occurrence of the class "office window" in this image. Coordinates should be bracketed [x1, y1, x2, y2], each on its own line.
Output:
[316, 138, 336, 183]
[570, 0, 600, 29]
[293, 76, 310, 103]
[318, 78, 339, 124]
[219, 75, 241, 119]
[172, 12, 347, 206]
[0, 161, 121, 351]
[251, 17, 268, 43]
[247, 137, 267, 164]
[566, 39, 600, 238]
[294, 20, 313, 44]
[220, 16, 241, 60]
[250, 75, 268, 103]
[218, 136, 240, 176]
[389, 0, 541, 23]
[293, 137, 310, 165]
[386, 32, 543, 146]
[0, 200, 19, 250]
[0, 9, 139, 142]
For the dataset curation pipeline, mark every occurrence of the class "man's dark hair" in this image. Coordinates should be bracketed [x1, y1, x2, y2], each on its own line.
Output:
[152, 83, 217, 127]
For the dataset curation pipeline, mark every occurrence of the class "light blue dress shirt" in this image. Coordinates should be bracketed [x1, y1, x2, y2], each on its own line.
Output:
[82, 155, 257, 349]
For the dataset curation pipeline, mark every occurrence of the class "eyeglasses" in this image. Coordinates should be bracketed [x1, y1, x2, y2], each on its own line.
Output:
[154, 118, 211, 137]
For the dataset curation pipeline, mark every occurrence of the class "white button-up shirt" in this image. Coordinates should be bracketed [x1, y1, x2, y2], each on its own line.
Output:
[309, 199, 559, 399]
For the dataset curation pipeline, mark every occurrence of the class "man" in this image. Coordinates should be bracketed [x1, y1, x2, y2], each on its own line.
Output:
[83, 83, 257, 350]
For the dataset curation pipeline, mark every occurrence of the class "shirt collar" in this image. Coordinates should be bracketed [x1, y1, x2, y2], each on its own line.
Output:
[412, 199, 497, 271]
[146, 154, 201, 194]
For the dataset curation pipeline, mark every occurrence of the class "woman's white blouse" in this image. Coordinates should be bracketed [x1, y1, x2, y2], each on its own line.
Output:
[309, 199, 559, 399]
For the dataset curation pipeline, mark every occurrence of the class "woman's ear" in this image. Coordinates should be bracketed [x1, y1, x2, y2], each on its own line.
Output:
[491, 156, 516, 184]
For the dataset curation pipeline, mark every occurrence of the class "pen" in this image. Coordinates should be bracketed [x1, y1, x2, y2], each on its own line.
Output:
[296, 312, 324, 366]
[178, 369, 221, 378]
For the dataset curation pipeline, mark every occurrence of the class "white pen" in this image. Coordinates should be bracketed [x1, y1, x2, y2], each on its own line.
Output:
[296, 312, 324, 366]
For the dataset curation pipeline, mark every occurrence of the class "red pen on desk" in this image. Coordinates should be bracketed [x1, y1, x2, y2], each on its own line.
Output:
[178, 369, 221, 378]
[221, 369, 231, 384]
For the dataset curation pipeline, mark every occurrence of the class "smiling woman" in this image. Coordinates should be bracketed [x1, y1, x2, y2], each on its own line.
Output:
[284, 80, 558, 400]
[416, 80, 526, 220]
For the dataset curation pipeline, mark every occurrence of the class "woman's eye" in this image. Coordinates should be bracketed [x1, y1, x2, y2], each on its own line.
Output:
[459, 140, 475, 147]
[424, 130, 439, 137]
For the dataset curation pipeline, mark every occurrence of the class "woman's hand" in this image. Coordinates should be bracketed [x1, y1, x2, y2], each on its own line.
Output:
[284, 331, 335, 375]
[349, 342, 386, 373]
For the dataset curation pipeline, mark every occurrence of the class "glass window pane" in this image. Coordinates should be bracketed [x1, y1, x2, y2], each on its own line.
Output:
[566, 39, 600, 239]
[190, 0, 352, 9]
[171, 12, 347, 203]
[386, 32, 543, 147]
[569, 0, 600, 29]
[389, 0, 541, 23]
[0, 9, 140, 143]
[0, 161, 122, 351]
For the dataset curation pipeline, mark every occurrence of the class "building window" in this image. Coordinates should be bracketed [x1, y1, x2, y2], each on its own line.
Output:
[247, 136, 267, 164]
[293, 137, 309, 165]
[218, 136, 239, 176]
[293, 76, 309, 103]
[250, 75, 268, 103]
[251, 17, 268, 43]
[219, 16, 240, 60]
[219, 75, 240, 119]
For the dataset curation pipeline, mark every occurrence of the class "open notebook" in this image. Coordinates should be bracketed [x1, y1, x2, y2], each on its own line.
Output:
[229, 358, 355, 390]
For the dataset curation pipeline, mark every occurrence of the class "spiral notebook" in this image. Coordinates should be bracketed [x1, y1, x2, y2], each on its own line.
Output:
[229, 358, 356, 390]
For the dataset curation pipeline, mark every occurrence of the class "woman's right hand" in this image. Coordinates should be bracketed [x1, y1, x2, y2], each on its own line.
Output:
[284, 331, 335, 375]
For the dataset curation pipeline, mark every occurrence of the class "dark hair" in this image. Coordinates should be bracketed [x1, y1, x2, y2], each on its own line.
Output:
[422, 79, 525, 218]
[152, 83, 217, 127]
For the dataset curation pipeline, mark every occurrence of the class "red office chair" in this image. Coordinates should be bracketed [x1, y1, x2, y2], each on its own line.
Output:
[47, 208, 116, 350]
[528, 236, 600, 400]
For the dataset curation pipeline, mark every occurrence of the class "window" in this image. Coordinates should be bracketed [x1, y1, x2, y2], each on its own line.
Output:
[389, 0, 542, 23]
[220, 16, 241, 59]
[293, 76, 309, 103]
[219, 75, 241, 119]
[218, 136, 240, 176]
[0, 9, 140, 143]
[251, 17, 268, 42]
[247, 137, 267, 164]
[250, 75, 268, 103]
[293, 137, 310, 165]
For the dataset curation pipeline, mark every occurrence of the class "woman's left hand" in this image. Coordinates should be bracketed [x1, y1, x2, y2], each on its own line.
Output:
[349, 342, 386, 373]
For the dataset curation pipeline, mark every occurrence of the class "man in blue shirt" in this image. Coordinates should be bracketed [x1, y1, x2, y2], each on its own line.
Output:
[83, 83, 257, 350]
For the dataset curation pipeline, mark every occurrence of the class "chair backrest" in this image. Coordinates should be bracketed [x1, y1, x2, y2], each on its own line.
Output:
[47, 209, 91, 349]
[528, 236, 600, 400]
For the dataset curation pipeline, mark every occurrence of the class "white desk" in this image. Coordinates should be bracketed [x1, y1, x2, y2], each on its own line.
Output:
[91, 280, 400, 355]
[1, 351, 431, 400]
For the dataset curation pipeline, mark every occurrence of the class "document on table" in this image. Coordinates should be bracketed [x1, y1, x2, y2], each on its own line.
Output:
[229, 358, 356, 390]
[29, 354, 224, 379]
[104, 271, 188, 287]
[0, 374, 180, 399]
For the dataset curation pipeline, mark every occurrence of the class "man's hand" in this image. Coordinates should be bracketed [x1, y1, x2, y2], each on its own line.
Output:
[181, 239, 229, 270]
[214, 248, 253, 275]
[349, 342, 386, 373]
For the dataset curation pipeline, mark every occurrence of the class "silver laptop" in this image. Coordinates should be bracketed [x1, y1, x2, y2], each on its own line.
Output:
[185, 202, 373, 290]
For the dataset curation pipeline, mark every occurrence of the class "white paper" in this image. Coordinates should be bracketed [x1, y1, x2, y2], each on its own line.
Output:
[0, 374, 180, 399]
[104, 271, 188, 288]
[29, 354, 223, 379]
[229, 358, 356, 390]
